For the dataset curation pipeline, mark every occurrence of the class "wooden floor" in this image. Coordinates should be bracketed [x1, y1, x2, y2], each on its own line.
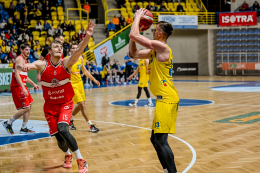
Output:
[0, 76, 260, 173]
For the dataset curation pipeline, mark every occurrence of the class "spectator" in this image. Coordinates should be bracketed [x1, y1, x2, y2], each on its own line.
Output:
[160, 2, 168, 11]
[79, 30, 86, 40]
[1, 41, 6, 54]
[44, 0, 50, 9]
[12, 40, 18, 52]
[126, 14, 133, 24]
[36, 21, 42, 32]
[1, 56, 9, 64]
[46, 37, 51, 46]
[146, 2, 154, 11]
[33, 48, 41, 60]
[28, 36, 35, 47]
[9, 47, 17, 59]
[24, 28, 31, 37]
[102, 52, 110, 67]
[56, 25, 63, 35]
[119, 15, 125, 26]
[67, 21, 75, 31]
[19, 0, 25, 4]
[5, 30, 13, 41]
[5, 42, 11, 53]
[8, 58, 15, 67]
[112, 61, 123, 83]
[13, 16, 19, 25]
[153, 4, 159, 11]
[5, 19, 13, 31]
[0, 19, 7, 30]
[124, 54, 133, 82]
[44, 6, 51, 19]
[90, 60, 101, 84]
[177, 2, 185, 12]
[252, 1, 260, 11]
[133, 4, 140, 13]
[122, 21, 127, 28]
[16, 1, 23, 11]
[107, 20, 116, 34]
[222, 0, 231, 12]
[72, 33, 79, 43]
[112, 15, 120, 31]
[44, 20, 51, 31]
[83, 1, 91, 16]
[9, 2, 16, 17]
[0, 36, 3, 46]
[35, 9, 42, 19]
[12, 29, 18, 40]
[16, 20, 24, 34]
[61, 20, 68, 31]
[18, 32, 29, 41]
[24, 14, 30, 25]
[1, 31, 6, 40]
[28, 1, 36, 12]
[63, 39, 69, 49]
[37, 2, 43, 10]
[117, 0, 126, 8]
[33, 41, 40, 51]
[57, 0, 63, 6]
[240, 1, 249, 11]
[48, 26, 56, 37]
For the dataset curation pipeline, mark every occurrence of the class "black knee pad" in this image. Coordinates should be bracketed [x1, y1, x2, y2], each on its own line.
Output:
[58, 123, 69, 136]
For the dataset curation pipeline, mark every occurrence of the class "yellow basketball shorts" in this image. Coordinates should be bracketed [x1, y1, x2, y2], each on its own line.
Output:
[152, 100, 179, 134]
[72, 81, 86, 104]
[138, 76, 149, 88]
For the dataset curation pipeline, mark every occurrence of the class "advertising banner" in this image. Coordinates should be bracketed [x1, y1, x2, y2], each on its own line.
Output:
[159, 15, 198, 29]
[222, 63, 260, 70]
[0, 68, 37, 90]
[111, 28, 131, 53]
[219, 11, 257, 27]
[94, 40, 114, 66]
[172, 63, 198, 75]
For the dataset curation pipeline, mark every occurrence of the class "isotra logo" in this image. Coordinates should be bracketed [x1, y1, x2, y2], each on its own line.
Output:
[222, 15, 254, 23]
[100, 46, 107, 54]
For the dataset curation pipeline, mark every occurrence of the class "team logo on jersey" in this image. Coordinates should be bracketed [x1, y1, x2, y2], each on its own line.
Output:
[155, 122, 159, 128]
[22, 102, 27, 107]
[51, 78, 61, 88]
[148, 68, 151, 74]
[160, 76, 167, 86]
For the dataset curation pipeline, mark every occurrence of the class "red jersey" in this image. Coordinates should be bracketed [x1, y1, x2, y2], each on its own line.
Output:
[41, 59, 74, 105]
[45, 53, 64, 60]
[10, 55, 28, 88]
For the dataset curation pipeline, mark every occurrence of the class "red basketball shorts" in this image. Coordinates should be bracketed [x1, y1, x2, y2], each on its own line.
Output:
[44, 99, 73, 135]
[11, 86, 34, 110]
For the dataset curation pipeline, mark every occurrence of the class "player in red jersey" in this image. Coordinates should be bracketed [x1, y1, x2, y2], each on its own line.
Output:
[36, 34, 66, 82]
[2, 43, 39, 134]
[17, 22, 95, 173]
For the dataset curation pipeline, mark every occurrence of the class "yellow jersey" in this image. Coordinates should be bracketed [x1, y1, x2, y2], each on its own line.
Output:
[71, 57, 82, 84]
[139, 59, 149, 80]
[148, 44, 179, 103]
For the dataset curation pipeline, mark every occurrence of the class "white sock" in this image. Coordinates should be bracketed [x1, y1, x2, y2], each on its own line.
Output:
[7, 117, 16, 124]
[164, 169, 168, 173]
[64, 149, 71, 156]
[22, 122, 27, 129]
[87, 120, 92, 126]
[73, 149, 83, 160]
[135, 99, 139, 104]
[148, 98, 152, 103]
[70, 115, 74, 121]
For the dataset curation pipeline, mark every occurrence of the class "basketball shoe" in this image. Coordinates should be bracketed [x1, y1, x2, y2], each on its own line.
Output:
[2, 121, 14, 134]
[69, 120, 76, 130]
[20, 127, 35, 134]
[77, 159, 88, 173]
[90, 124, 99, 132]
[63, 155, 73, 168]
[144, 102, 154, 107]
[129, 102, 137, 107]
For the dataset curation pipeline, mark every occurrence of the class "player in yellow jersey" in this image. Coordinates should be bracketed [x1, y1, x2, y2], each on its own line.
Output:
[67, 43, 100, 132]
[128, 59, 153, 107]
[128, 9, 179, 173]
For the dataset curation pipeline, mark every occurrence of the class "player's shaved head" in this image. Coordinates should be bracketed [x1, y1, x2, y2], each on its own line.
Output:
[157, 21, 173, 39]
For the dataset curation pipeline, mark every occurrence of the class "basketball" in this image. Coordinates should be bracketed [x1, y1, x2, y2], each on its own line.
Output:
[134, 10, 154, 31]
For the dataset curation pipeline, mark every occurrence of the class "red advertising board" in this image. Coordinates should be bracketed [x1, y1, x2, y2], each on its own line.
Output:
[219, 12, 257, 27]
[222, 63, 260, 70]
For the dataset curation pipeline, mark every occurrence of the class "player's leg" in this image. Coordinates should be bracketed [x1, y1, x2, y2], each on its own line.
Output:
[58, 123, 88, 172]
[153, 133, 177, 173]
[143, 87, 153, 107]
[150, 130, 168, 173]
[129, 86, 142, 107]
[54, 133, 72, 168]
[20, 105, 35, 134]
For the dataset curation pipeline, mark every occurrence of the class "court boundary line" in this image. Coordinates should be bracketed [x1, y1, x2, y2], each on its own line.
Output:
[92, 120, 196, 173]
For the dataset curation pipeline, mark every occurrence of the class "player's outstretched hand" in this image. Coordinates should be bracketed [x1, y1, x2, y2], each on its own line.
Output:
[136, 8, 147, 18]
[33, 84, 40, 90]
[129, 75, 133, 81]
[94, 80, 100, 87]
[86, 21, 96, 37]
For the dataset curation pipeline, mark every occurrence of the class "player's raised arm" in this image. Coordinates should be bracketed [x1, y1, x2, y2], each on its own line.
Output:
[129, 9, 169, 56]
[64, 21, 95, 68]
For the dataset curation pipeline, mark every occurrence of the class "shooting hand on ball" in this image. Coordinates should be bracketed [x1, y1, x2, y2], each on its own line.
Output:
[136, 8, 147, 18]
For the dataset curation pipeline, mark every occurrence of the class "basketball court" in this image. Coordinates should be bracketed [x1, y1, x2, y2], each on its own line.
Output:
[0, 76, 259, 173]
